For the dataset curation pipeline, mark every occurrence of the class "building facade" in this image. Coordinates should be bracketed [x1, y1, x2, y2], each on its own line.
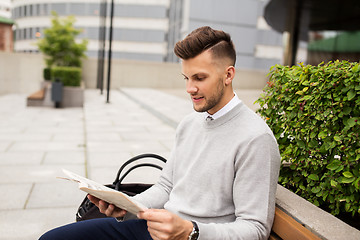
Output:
[12, 0, 169, 61]
[0, 0, 13, 51]
[11, 0, 291, 70]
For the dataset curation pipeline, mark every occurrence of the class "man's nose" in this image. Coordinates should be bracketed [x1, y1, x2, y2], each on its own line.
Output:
[186, 80, 197, 94]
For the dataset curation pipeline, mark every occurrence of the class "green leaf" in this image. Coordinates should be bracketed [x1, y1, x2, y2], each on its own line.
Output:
[347, 118, 357, 128]
[345, 203, 351, 212]
[296, 139, 305, 148]
[311, 186, 321, 193]
[352, 64, 360, 72]
[331, 180, 338, 187]
[318, 131, 327, 138]
[339, 177, 356, 184]
[343, 171, 354, 178]
[343, 107, 352, 115]
[354, 178, 360, 190]
[347, 90, 356, 100]
[308, 174, 319, 181]
[327, 160, 341, 170]
[334, 136, 341, 142]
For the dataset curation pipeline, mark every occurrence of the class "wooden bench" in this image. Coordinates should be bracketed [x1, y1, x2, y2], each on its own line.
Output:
[27, 87, 46, 107]
[270, 207, 321, 240]
[27, 87, 46, 100]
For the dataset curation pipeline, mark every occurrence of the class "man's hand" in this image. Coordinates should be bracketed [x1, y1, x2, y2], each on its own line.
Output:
[138, 209, 193, 240]
[87, 195, 127, 218]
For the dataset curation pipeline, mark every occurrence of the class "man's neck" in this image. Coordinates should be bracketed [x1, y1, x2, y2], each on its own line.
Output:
[206, 93, 240, 120]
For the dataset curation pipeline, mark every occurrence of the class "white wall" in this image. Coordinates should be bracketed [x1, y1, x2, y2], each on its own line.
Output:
[0, 52, 268, 95]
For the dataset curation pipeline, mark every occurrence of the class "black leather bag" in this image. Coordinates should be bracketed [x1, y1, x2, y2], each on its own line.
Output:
[76, 153, 167, 222]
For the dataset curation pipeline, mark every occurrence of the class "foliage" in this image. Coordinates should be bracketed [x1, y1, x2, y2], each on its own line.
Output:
[51, 66, 82, 87]
[43, 67, 51, 81]
[256, 61, 360, 217]
[37, 12, 88, 67]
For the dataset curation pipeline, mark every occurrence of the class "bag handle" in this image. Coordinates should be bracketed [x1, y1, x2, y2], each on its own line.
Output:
[113, 153, 167, 185]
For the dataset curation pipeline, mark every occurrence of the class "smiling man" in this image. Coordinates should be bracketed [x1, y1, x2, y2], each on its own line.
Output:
[39, 26, 280, 240]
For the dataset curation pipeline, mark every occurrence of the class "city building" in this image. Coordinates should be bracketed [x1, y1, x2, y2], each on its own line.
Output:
[11, 0, 298, 70]
[0, 0, 13, 51]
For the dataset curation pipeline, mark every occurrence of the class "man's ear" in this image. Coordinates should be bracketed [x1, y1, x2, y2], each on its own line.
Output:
[225, 66, 235, 86]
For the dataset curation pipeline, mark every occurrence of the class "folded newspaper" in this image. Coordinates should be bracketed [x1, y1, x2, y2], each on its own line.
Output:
[59, 169, 147, 215]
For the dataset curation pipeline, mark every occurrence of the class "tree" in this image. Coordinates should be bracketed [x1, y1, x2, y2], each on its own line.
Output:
[37, 12, 88, 67]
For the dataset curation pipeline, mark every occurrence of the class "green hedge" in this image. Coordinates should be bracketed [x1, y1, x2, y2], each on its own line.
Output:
[256, 61, 360, 217]
[51, 66, 82, 86]
[43, 67, 51, 81]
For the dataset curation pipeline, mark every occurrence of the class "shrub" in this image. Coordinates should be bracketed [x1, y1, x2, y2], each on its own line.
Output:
[43, 67, 51, 81]
[51, 66, 82, 87]
[256, 60, 360, 217]
[37, 12, 88, 67]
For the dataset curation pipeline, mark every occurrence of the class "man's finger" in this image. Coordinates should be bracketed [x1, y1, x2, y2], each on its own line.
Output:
[87, 195, 100, 206]
[138, 209, 172, 222]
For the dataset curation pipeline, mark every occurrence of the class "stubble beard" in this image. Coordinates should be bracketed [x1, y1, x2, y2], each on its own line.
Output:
[193, 78, 225, 113]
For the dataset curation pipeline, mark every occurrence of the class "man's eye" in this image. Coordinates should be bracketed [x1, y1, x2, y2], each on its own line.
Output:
[196, 77, 205, 81]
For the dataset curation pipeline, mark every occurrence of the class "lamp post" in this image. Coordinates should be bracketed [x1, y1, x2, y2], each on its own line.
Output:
[96, 0, 107, 94]
[106, 0, 114, 103]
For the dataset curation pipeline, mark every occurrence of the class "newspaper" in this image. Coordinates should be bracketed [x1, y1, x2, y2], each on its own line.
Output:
[59, 169, 147, 215]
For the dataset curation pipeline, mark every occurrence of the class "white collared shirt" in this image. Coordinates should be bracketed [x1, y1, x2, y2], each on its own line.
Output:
[205, 93, 241, 121]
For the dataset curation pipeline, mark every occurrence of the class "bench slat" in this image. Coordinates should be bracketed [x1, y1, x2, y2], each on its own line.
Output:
[271, 207, 321, 240]
[27, 88, 45, 100]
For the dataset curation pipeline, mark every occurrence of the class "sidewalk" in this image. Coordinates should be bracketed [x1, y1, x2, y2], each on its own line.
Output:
[0, 88, 261, 240]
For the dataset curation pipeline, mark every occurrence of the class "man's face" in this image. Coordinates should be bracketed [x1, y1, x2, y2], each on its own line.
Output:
[182, 50, 230, 115]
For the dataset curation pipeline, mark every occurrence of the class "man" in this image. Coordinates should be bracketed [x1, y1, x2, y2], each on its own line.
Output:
[39, 26, 280, 240]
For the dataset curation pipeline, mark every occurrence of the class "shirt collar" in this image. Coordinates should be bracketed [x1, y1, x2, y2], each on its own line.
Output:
[205, 93, 241, 120]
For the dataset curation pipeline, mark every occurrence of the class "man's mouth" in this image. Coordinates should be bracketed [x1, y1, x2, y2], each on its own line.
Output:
[192, 96, 204, 103]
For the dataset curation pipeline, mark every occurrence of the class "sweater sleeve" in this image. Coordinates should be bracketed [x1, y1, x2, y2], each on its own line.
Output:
[197, 133, 280, 240]
[130, 150, 175, 209]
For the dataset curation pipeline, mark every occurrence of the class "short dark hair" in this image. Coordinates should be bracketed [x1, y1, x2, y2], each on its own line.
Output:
[174, 26, 236, 66]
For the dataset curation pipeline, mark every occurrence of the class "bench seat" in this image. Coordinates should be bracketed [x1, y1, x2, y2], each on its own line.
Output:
[270, 207, 321, 240]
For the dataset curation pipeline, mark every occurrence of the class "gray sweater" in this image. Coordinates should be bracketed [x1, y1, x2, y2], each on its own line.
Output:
[133, 101, 280, 240]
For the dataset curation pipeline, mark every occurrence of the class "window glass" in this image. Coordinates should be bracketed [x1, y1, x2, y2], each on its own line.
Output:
[69, 3, 86, 15]
[51, 3, 67, 15]
[88, 3, 100, 16]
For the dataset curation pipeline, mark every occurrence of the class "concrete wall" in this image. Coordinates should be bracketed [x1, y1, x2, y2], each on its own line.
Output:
[1, 52, 269, 95]
[0, 52, 45, 95]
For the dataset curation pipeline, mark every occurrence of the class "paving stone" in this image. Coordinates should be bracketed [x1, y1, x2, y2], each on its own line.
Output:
[8, 141, 85, 151]
[0, 165, 85, 183]
[26, 181, 85, 209]
[0, 183, 33, 210]
[87, 151, 133, 167]
[86, 132, 122, 141]
[0, 208, 76, 240]
[43, 151, 85, 165]
[0, 133, 53, 141]
[0, 152, 44, 165]
[52, 132, 85, 141]
[0, 141, 11, 151]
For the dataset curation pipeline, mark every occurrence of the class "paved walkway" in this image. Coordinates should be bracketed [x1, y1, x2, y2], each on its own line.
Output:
[0, 88, 261, 240]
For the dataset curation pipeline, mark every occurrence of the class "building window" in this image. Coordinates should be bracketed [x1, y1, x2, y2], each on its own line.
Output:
[29, 28, 33, 39]
[52, 3, 67, 15]
[29, 5, 33, 16]
[36, 4, 40, 16]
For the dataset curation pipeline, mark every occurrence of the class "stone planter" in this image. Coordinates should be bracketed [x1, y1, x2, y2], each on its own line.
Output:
[276, 184, 360, 239]
[61, 86, 84, 108]
[27, 81, 84, 108]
